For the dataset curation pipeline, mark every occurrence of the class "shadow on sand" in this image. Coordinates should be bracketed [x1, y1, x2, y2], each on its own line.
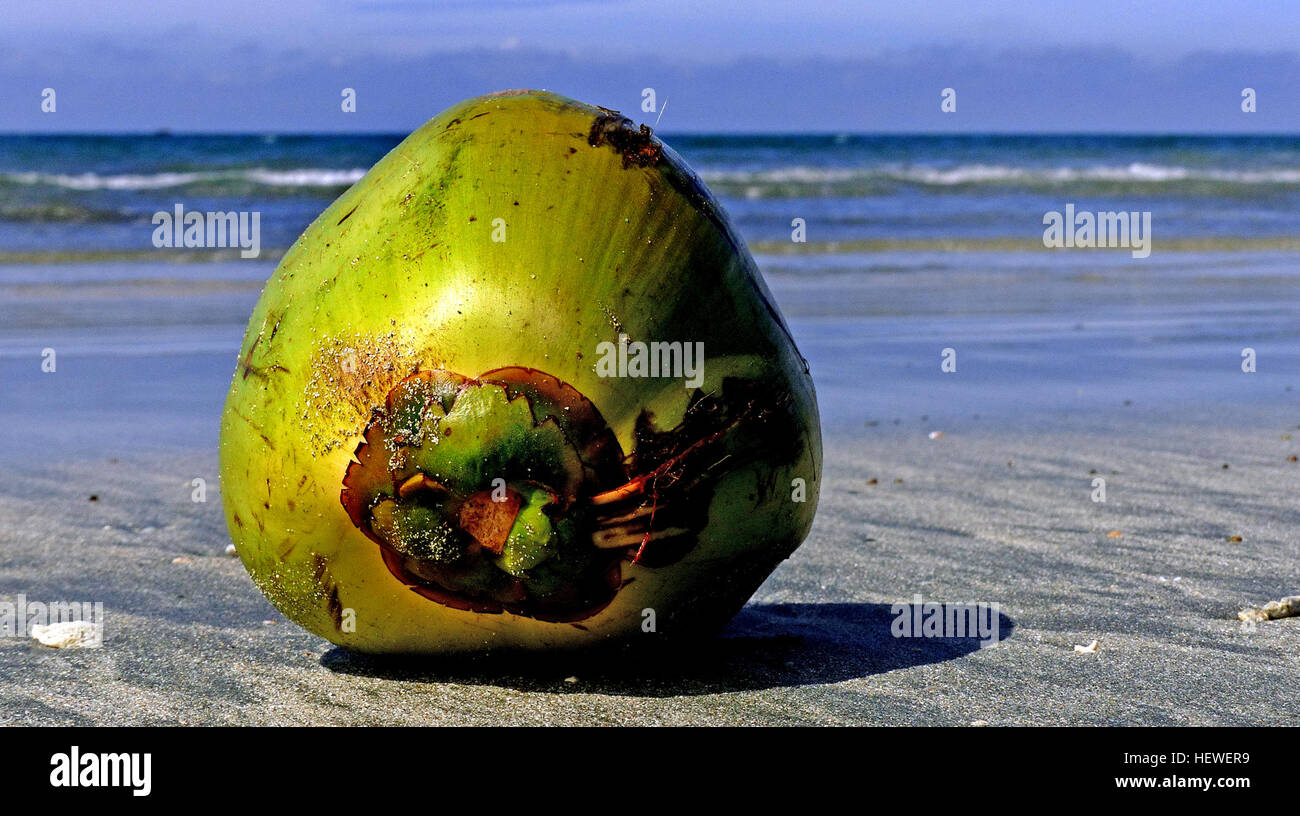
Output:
[321, 602, 1014, 697]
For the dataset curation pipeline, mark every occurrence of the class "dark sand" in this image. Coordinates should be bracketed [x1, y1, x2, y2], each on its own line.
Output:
[2, 417, 1296, 725]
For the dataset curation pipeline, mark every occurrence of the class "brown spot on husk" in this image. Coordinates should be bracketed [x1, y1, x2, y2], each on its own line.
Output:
[588, 110, 663, 168]
[311, 554, 346, 632]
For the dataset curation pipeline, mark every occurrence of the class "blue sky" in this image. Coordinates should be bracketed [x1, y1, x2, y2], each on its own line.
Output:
[2, 0, 1300, 132]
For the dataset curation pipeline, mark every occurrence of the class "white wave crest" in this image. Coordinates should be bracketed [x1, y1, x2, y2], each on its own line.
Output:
[700, 162, 1300, 187]
[1, 168, 368, 190]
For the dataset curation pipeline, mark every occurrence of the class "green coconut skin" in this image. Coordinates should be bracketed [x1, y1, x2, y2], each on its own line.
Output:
[219, 89, 822, 654]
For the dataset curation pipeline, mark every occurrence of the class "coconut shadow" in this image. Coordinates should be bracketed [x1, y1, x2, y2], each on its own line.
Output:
[319, 602, 1015, 697]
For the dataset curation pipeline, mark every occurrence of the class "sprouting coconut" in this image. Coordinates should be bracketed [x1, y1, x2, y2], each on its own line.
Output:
[220, 90, 821, 654]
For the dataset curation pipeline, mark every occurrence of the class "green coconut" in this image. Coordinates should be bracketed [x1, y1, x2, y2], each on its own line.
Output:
[219, 89, 821, 654]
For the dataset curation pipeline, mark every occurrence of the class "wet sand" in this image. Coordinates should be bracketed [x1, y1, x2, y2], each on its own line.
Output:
[1, 256, 1297, 725]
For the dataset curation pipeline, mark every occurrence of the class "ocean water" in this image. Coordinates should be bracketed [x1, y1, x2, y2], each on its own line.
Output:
[5, 133, 1300, 252]
[1, 134, 1298, 458]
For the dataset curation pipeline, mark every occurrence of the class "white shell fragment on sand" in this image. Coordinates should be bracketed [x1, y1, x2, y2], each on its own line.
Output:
[1237, 595, 1300, 623]
[31, 621, 103, 649]
[1073, 639, 1099, 654]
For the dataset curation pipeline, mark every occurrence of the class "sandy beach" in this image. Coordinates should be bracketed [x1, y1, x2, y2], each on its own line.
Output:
[0, 417, 1297, 725]
[1, 254, 1297, 725]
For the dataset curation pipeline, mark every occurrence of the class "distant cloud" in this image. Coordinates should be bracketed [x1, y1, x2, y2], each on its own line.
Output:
[3, 4, 1299, 133]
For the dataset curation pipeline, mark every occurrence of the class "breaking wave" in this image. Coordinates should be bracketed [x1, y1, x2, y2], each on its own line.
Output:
[0, 168, 368, 192]
[699, 163, 1300, 197]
